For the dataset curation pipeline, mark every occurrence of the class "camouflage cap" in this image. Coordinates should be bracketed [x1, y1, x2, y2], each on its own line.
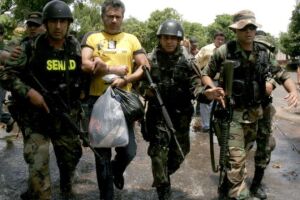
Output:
[26, 12, 43, 25]
[189, 36, 198, 45]
[229, 10, 261, 30]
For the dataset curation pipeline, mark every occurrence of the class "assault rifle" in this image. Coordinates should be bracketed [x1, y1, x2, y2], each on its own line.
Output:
[29, 72, 101, 159]
[142, 65, 185, 160]
[209, 60, 235, 193]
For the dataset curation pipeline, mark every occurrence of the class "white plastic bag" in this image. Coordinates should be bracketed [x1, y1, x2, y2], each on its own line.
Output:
[88, 86, 129, 147]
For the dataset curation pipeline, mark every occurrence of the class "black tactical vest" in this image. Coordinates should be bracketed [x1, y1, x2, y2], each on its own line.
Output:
[148, 46, 194, 115]
[22, 33, 84, 106]
[224, 41, 270, 108]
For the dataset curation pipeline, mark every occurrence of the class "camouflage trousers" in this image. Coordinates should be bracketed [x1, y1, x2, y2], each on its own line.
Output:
[255, 103, 276, 169]
[218, 108, 262, 199]
[147, 115, 190, 188]
[19, 109, 82, 200]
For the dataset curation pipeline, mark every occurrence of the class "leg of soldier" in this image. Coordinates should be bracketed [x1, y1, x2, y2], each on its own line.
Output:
[112, 122, 137, 189]
[225, 119, 257, 200]
[51, 117, 82, 196]
[94, 148, 114, 200]
[167, 115, 191, 175]
[148, 122, 171, 200]
[251, 103, 276, 199]
[22, 128, 51, 200]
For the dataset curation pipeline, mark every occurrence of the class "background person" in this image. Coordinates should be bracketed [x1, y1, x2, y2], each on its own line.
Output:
[250, 30, 299, 199]
[194, 31, 225, 132]
[189, 36, 199, 57]
[0, 23, 14, 132]
[24, 11, 46, 39]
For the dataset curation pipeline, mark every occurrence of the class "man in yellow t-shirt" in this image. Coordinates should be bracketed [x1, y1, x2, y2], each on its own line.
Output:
[81, 0, 149, 199]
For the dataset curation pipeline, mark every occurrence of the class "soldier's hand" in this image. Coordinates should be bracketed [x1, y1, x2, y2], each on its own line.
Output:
[284, 91, 299, 108]
[111, 77, 128, 88]
[204, 87, 225, 107]
[27, 88, 50, 113]
[93, 58, 107, 75]
[9, 46, 22, 60]
[113, 65, 128, 76]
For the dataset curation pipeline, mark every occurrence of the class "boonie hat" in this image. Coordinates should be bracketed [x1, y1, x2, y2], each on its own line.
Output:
[229, 10, 261, 30]
[26, 12, 43, 25]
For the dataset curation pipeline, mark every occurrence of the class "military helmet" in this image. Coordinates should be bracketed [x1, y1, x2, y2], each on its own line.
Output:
[42, 0, 73, 23]
[156, 19, 184, 39]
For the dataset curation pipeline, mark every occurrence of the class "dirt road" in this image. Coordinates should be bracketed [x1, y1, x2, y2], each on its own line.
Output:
[0, 73, 299, 200]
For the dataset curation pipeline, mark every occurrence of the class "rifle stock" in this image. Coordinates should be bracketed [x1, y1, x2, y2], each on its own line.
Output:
[142, 65, 185, 160]
[209, 60, 235, 192]
[218, 60, 234, 190]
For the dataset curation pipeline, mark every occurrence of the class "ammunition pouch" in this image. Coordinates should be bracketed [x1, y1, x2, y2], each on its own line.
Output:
[261, 96, 272, 108]
[232, 79, 262, 107]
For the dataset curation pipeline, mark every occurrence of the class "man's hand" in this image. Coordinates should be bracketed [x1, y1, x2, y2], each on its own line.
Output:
[93, 57, 107, 75]
[9, 46, 22, 60]
[113, 65, 128, 76]
[204, 87, 225, 107]
[111, 77, 128, 88]
[284, 91, 299, 108]
[27, 88, 50, 113]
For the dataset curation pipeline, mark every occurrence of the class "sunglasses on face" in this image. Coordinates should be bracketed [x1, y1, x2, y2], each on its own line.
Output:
[0, 32, 4, 35]
[27, 23, 41, 28]
[240, 25, 257, 32]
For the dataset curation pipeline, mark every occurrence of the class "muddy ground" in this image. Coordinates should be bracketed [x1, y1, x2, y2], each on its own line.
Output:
[0, 73, 299, 200]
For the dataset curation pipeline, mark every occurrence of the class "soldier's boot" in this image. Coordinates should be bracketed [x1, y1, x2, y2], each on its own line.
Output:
[20, 191, 31, 200]
[250, 166, 267, 199]
[156, 185, 171, 200]
[60, 172, 75, 199]
[218, 176, 229, 200]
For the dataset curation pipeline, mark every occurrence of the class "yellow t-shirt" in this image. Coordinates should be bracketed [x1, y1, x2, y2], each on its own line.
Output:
[82, 31, 142, 96]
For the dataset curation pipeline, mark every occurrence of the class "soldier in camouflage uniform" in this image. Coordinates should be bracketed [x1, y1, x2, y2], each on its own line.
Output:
[0, 1, 85, 199]
[141, 19, 200, 200]
[251, 31, 299, 199]
[200, 10, 284, 200]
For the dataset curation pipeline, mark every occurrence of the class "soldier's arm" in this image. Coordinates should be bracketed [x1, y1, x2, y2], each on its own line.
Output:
[282, 78, 299, 107]
[123, 51, 150, 83]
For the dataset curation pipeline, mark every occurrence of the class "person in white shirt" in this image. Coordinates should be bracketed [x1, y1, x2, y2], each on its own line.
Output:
[194, 31, 225, 132]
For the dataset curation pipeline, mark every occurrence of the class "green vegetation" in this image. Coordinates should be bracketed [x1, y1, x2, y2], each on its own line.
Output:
[1, 0, 299, 57]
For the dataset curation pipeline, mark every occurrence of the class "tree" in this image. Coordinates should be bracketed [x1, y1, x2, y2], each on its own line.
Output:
[0, 0, 15, 15]
[280, 3, 300, 57]
[123, 17, 147, 48]
[206, 14, 234, 43]
[1, 0, 76, 39]
[182, 21, 207, 48]
[72, 0, 104, 38]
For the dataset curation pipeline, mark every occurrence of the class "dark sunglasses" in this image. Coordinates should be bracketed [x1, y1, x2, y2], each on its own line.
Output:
[27, 22, 41, 28]
[240, 25, 257, 32]
[0, 32, 4, 35]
